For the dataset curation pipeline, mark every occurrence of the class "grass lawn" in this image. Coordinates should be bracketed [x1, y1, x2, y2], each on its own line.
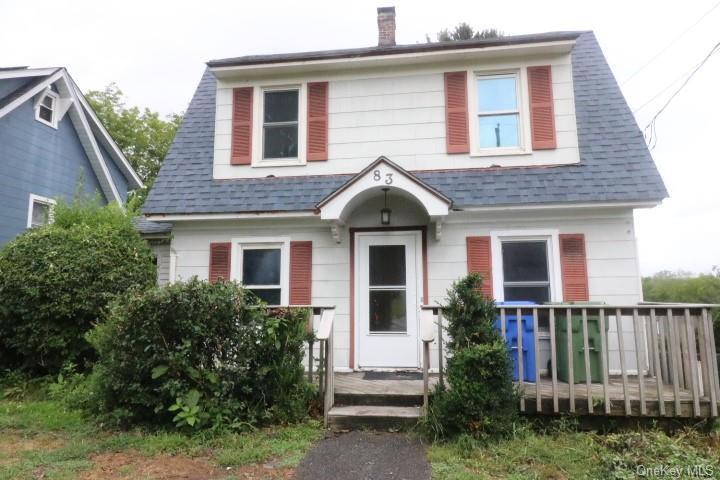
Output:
[428, 421, 720, 479]
[0, 397, 323, 479]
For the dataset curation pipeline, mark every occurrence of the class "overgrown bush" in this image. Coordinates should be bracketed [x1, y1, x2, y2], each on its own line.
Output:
[0, 197, 156, 374]
[76, 279, 313, 430]
[425, 273, 519, 440]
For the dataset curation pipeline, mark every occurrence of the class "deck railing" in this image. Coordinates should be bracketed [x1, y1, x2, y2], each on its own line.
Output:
[421, 304, 720, 418]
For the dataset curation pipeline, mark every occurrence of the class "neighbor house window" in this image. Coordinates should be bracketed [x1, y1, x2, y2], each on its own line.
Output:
[35, 91, 58, 128]
[27, 194, 56, 228]
[476, 74, 520, 149]
[262, 89, 299, 160]
[241, 245, 282, 304]
[501, 240, 550, 303]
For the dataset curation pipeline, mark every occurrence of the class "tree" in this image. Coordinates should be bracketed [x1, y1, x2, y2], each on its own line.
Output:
[0, 196, 156, 374]
[427, 23, 503, 42]
[85, 84, 183, 213]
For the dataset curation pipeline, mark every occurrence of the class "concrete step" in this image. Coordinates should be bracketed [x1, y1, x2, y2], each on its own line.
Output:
[334, 392, 423, 407]
[328, 405, 422, 430]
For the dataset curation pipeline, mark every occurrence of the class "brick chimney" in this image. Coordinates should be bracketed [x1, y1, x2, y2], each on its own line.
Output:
[377, 6, 396, 47]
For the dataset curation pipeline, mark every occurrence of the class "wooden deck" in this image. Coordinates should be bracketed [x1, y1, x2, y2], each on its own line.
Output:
[334, 372, 718, 418]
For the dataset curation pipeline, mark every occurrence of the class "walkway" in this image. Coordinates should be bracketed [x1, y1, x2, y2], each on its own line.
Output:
[294, 431, 430, 480]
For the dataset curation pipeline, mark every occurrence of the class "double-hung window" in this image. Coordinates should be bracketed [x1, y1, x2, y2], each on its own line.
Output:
[35, 91, 58, 128]
[262, 88, 299, 160]
[240, 245, 283, 304]
[501, 240, 551, 303]
[476, 74, 520, 149]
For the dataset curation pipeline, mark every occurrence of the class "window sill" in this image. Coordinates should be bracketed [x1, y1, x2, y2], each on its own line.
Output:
[470, 148, 532, 158]
[252, 158, 306, 168]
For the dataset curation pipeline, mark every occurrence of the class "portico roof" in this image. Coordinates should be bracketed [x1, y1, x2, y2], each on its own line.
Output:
[316, 156, 452, 222]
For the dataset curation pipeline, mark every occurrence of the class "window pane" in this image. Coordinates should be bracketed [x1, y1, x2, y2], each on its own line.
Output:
[504, 286, 550, 304]
[264, 90, 298, 123]
[243, 248, 281, 285]
[502, 241, 549, 282]
[41, 95, 54, 108]
[369, 245, 406, 286]
[39, 106, 53, 123]
[263, 125, 298, 159]
[477, 77, 517, 111]
[479, 114, 519, 148]
[250, 288, 281, 305]
[31, 201, 49, 227]
[369, 290, 407, 332]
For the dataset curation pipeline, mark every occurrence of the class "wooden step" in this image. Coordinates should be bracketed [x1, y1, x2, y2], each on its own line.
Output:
[327, 405, 422, 430]
[334, 392, 423, 407]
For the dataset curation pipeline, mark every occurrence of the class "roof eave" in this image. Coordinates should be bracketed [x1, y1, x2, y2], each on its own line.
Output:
[209, 38, 578, 79]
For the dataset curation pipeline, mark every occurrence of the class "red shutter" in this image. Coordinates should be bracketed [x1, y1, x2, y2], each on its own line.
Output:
[527, 66, 557, 150]
[444, 72, 470, 154]
[559, 234, 589, 301]
[290, 241, 313, 305]
[231, 87, 253, 165]
[307, 82, 328, 161]
[209, 242, 231, 283]
[466, 236, 493, 298]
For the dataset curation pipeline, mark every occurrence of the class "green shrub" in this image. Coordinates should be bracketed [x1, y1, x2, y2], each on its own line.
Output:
[0, 200, 156, 374]
[82, 278, 313, 430]
[425, 273, 519, 440]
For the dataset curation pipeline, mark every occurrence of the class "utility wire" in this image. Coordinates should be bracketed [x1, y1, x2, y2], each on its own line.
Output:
[643, 39, 720, 150]
[621, 0, 720, 86]
[632, 63, 698, 114]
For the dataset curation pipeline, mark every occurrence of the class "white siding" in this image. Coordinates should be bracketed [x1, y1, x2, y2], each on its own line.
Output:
[213, 53, 579, 179]
[168, 206, 642, 372]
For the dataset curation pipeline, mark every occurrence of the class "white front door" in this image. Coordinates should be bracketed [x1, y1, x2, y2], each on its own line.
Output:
[356, 231, 421, 369]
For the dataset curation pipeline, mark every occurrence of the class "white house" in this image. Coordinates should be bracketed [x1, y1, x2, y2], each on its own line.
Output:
[140, 8, 668, 375]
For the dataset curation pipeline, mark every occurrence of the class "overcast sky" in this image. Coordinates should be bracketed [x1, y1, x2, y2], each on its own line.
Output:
[2, 0, 718, 275]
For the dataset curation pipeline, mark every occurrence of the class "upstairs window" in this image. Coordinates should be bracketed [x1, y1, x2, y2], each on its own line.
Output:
[501, 240, 550, 303]
[241, 246, 282, 304]
[262, 89, 299, 160]
[35, 91, 58, 128]
[27, 194, 56, 228]
[476, 74, 519, 149]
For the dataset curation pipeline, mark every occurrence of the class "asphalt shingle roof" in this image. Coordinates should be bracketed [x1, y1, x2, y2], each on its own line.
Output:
[133, 217, 173, 235]
[143, 32, 667, 216]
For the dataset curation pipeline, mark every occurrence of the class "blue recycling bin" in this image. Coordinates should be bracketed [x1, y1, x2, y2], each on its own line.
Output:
[495, 301, 537, 382]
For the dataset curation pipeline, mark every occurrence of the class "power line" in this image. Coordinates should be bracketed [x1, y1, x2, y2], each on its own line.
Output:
[643, 39, 720, 150]
[632, 63, 697, 114]
[621, 0, 720, 86]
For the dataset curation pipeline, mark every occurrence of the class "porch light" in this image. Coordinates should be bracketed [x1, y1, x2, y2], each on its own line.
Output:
[380, 187, 391, 225]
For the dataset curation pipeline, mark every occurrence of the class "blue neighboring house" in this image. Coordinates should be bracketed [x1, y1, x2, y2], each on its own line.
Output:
[0, 66, 142, 245]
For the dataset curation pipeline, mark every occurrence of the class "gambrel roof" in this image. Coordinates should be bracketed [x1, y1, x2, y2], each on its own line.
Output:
[0, 67, 143, 203]
[143, 32, 667, 216]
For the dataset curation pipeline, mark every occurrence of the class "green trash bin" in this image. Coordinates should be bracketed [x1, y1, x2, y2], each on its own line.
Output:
[550, 302, 606, 384]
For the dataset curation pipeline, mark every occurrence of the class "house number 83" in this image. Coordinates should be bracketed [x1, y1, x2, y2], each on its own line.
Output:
[373, 170, 393, 185]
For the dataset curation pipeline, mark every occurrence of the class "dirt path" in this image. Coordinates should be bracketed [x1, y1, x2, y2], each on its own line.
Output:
[294, 431, 430, 480]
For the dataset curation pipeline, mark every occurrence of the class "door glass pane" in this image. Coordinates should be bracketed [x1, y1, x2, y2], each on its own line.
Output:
[249, 288, 281, 305]
[477, 77, 517, 111]
[264, 125, 298, 158]
[369, 290, 407, 332]
[479, 114, 519, 148]
[243, 249, 281, 285]
[504, 286, 550, 304]
[369, 245, 406, 286]
[263, 90, 298, 122]
[502, 241, 549, 282]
